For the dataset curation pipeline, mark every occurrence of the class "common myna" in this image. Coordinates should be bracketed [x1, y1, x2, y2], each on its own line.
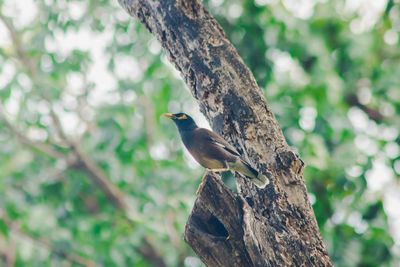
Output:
[163, 112, 269, 189]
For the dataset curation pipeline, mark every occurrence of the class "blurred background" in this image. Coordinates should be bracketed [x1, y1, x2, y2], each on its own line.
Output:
[0, 0, 399, 266]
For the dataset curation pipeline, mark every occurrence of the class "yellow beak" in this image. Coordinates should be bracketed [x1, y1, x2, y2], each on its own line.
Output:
[163, 113, 176, 119]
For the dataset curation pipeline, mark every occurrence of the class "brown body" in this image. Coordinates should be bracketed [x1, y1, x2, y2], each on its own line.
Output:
[181, 128, 238, 169]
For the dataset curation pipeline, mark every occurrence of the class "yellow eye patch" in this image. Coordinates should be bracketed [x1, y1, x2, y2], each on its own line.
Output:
[177, 114, 187, 120]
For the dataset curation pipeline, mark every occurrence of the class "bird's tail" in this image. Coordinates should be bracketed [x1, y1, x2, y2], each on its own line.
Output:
[229, 159, 270, 189]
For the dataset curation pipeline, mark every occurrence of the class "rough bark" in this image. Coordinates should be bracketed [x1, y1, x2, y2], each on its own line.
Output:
[118, 0, 333, 266]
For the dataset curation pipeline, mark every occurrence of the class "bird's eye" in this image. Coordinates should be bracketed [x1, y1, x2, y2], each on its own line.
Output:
[177, 114, 187, 120]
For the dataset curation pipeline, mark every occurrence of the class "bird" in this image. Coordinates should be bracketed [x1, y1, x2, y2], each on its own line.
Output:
[163, 112, 269, 191]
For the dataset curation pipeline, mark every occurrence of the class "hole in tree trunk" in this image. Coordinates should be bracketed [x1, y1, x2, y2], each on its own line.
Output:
[192, 214, 229, 238]
[207, 216, 229, 238]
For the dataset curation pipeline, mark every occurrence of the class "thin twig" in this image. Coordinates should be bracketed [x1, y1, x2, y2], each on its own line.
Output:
[16, 231, 98, 267]
[47, 101, 71, 145]
[0, 108, 67, 160]
[0, 224, 16, 267]
[0, 12, 38, 79]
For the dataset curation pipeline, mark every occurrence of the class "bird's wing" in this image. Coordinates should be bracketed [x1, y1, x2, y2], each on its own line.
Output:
[196, 128, 241, 157]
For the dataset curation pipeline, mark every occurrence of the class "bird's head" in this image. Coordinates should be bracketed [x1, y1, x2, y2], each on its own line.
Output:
[163, 113, 198, 131]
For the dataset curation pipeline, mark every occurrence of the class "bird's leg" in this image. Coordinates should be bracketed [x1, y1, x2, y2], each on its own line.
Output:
[196, 169, 210, 195]
[210, 161, 230, 173]
[196, 165, 230, 194]
[210, 168, 230, 172]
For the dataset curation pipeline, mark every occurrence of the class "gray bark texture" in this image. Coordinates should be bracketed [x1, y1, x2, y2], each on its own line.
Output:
[118, 0, 333, 266]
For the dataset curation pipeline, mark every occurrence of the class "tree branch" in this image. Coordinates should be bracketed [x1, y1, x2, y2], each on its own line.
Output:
[139, 237, 167, 267]
[0, 115, 165, 265]
[0, 211, 97, 267]
[118, 0, 332, 266]
[70, 142, 129, 212]
[346, 93, 384, 122]
[0, 108, 126, 210]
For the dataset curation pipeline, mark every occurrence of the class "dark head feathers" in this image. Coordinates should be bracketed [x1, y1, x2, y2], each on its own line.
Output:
[163, 113, 198, 131]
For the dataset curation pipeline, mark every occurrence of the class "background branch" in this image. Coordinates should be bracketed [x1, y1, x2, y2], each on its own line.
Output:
[0, 13, 38, 79]
[0, 210, 97, 267]
[0, 107, 67, 160]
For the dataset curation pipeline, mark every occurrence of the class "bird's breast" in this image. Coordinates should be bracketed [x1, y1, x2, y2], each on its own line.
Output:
[179, 130, 226, 169]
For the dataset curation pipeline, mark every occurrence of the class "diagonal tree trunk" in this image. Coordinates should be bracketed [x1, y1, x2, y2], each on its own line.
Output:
[118, 0, 333, 266]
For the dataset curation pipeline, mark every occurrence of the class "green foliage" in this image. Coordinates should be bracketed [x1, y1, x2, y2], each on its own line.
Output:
[0, 0, 399, 266]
